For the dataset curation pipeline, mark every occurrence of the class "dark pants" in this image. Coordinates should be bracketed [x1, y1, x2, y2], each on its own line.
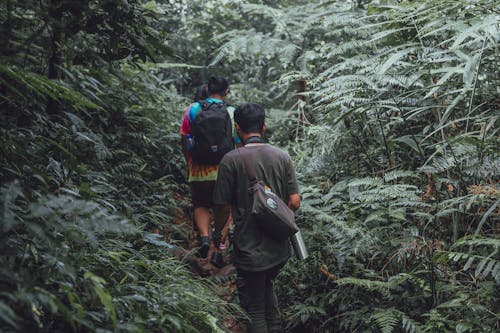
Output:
[236, 263, 285, 333]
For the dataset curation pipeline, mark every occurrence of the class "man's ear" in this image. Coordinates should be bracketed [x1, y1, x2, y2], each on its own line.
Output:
[262, 123, 267, 133]
[235, 122, 241, 131]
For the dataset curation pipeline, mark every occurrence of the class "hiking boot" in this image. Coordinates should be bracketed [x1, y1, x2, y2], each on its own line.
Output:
[210, 251, 226, 268]
[197, 236, 210, 258]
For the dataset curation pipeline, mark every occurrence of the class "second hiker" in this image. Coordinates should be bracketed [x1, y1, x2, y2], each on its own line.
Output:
[180, 76, 239, 258]
[212, 102, 301, 332]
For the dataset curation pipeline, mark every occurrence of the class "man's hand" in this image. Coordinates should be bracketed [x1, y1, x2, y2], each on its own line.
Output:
[288, 193, 301, 211]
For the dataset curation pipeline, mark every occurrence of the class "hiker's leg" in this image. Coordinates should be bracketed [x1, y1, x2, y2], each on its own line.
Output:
[190, 181, 216, 237]
[193, 207, 211, 236]
[193, 207, 211, 257]
[190, 181, 216, 258]
[265, 263, 285, 333]
[236, 269, 268, 333]
[265, 284, 281, 333]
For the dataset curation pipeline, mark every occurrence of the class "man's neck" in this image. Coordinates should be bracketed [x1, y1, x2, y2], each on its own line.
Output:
[241, 133, 263, 144]
[209, 94, 225, 100]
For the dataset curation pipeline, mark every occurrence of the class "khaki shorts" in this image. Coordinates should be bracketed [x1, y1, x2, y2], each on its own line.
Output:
[190, 180, 216, 208]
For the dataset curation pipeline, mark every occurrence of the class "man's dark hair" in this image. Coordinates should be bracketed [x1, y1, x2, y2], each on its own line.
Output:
[194, 84, 208, 101]
[207, 76, 229, 96]
[234, 103, 265, 133]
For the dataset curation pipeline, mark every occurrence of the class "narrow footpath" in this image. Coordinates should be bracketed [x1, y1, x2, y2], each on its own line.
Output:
[160, 198, 246, 332]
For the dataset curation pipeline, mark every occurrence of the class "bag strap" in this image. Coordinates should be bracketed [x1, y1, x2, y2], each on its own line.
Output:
[199, 100, 213, 111]
[237, 148, 258, 222]
[238, 136, 266, 183]
[238, 147, 258, 183]
[200, 99, 226, 111]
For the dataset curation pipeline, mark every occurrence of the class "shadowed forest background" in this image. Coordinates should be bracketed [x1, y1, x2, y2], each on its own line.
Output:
[0, 0, 498, 332]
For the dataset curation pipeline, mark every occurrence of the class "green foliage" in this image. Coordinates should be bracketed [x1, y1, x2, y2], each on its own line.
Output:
[0, 1, 240, 332]
[447, 235, 500, 283]
[0, 183, 235, 332]
[0, 65, 101, 110]
[266, 0, 499, 332]
[1, 0, 498, 332]
[371, 308, 400, 333]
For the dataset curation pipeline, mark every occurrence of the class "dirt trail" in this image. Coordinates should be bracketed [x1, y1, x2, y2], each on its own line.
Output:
[166, 200, 246, 332]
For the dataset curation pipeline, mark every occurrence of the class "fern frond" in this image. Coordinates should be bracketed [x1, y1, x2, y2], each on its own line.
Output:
[111, 163, 140, 175]
[336, 276, 391, 294]
[401, 313, 423, 333]
[0, 65, 101, 110]
[211, 31, 298, 66]
[336, 273, 418, 296]
[383, 170, 420, 182]
[453, 234, 500, 248]
[348, 177, 384, 188]
[288, 303, 326, 324]
[371, 308, 400, 333]
[446, 242, 500, 282]
[355, 185, 420, 203]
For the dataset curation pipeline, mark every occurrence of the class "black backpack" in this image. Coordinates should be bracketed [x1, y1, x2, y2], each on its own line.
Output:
[190, 100, 234, 165]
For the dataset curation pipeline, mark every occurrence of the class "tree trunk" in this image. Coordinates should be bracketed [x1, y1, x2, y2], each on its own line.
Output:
[46, 0, 64, 114]
[2, 0, 13, 51]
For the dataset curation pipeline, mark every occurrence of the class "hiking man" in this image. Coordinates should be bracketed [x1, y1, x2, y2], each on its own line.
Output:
[212, 103, 301, 333]
[180, 76, 239, 258]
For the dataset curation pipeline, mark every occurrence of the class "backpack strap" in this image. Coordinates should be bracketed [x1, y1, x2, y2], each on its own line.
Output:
[200, 99, 226, 111]
[199, 100, 212, 111]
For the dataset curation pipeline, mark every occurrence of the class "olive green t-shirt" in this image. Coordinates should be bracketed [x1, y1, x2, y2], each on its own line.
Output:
[213, 144, 299, 271]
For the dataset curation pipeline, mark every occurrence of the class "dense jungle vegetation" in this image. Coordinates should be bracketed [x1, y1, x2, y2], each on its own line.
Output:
[0, 0, 498, 332]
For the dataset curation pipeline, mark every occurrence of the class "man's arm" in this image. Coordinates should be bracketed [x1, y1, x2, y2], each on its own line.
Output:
[288, 193, 301, 211]
[213, 204, 231, 246]
[180, 104, 196, 165]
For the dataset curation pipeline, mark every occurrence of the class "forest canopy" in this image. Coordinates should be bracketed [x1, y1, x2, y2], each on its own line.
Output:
[0, 0, 498, 332]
